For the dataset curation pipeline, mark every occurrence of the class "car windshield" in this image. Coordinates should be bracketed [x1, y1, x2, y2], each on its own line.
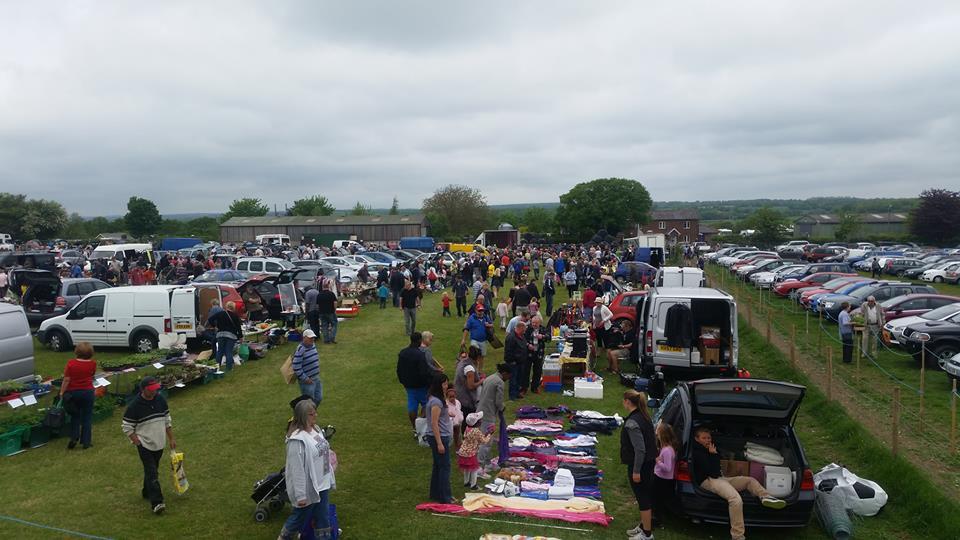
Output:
[835, 282, 867, 294]
[921, 303, 960, 320]
[849, 286, 881, 300]
[821, 278, 853, 289]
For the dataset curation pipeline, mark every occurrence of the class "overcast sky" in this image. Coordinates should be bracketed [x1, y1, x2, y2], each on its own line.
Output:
[1, 1, 958, 216]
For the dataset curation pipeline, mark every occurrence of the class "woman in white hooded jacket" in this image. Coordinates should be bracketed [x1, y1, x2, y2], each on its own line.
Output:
[279, 400, 336, 540]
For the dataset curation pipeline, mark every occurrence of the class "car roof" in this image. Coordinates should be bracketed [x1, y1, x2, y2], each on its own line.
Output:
[650, 287, 732, 300]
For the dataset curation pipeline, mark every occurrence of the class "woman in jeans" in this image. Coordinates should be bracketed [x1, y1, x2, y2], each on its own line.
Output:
[209, 301, 243, 371]
[279, 400, 336, 540]
[60, 341, 97, 449]
[426, 373, 456, 503]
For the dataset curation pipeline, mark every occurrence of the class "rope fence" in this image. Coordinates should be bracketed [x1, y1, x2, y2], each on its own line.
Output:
[707, 266, 959, 461]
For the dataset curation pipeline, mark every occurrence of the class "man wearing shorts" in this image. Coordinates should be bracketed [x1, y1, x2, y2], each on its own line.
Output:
[461, 304, 492, 368]
[396, 332, 432, 434]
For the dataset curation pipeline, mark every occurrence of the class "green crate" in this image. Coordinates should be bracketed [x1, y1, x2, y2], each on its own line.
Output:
[28, 424, 51, 448]
[0, 427, 28, 457]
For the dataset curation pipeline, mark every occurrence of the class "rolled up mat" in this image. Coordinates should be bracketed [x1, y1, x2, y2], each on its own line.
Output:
[816, 489, 854, 540]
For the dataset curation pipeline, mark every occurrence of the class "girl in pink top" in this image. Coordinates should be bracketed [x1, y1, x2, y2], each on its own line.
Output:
[653, 422, 678, 521]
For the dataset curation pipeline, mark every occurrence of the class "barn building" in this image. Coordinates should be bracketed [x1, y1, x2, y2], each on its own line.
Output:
[219, 214, 430, 246]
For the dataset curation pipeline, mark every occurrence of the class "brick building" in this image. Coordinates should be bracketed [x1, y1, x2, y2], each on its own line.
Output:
[638, 210, 701, 245]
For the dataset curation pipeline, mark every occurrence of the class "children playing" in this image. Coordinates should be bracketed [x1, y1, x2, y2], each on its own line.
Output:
[441, 292, 452, 317]
[457, 412, 493, 490]
[496, 299, 508, 330]
[377, 283, 389, 309]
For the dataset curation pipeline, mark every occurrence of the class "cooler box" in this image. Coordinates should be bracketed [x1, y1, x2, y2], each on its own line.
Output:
[574, 377, 603, 399]
[544, 382, 563, 393]
[764, 466, 794, 498]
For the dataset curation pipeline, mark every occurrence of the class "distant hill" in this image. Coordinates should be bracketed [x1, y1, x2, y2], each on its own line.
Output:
[653, 197, 917, 222]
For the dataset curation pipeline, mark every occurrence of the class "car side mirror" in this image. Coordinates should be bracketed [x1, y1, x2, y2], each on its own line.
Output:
[66, 309, 81, 320]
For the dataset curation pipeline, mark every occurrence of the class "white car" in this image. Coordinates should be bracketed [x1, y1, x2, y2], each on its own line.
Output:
[750, 264, 806, 288]
[320, 256, 365, 271]
[943, 351, 960, 380]
[921, 262, 960, 283]
[881, 302, 960, 345]
[236, 257, 295, 277]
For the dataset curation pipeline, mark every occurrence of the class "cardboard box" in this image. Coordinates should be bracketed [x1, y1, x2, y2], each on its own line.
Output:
[703, 347, 720, 365]
[721, 459, 750, 478]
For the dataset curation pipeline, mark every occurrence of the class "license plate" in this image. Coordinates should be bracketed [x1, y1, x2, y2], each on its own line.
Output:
[658, 345, 683, 353]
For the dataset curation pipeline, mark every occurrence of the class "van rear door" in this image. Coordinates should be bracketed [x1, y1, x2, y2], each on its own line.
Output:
[690, 379, 805, 425]
[170, 287, 199, 337]
[652, 298, 692, 367]
[106, 292, 135, 346]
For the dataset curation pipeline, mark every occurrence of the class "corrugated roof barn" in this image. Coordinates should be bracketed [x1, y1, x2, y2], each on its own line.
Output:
[219, 214, 430, 245]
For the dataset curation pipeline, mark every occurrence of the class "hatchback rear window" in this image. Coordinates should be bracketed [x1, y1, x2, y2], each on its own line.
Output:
[696, 391, 796, 412]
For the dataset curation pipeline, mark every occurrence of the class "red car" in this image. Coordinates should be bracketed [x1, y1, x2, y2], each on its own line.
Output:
[730, 254, 779, 271]
[193, 283, 247, 320]
[608, 291, 647, 327]
[851, 293, 960, 321]
[797, 277, 869, 307]
[804, 247, 845, 262]
[773, 272, 857, 297]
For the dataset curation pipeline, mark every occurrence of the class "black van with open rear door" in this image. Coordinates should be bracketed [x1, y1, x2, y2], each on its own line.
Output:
[654, 379, 815, 528]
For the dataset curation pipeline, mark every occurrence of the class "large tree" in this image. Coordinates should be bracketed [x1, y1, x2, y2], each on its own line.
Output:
[350, 202, 371, 216]
[220, 198, 269, 223]
[421, 185, 491, 236]
[21, 199, 68, 240]
[740, 207, 788, 248]
[523, 207, 556, 234]
[124, 196, 162, 239]
[834, 212, 861, 242]
[289, 195, 335, 216]
[389, 196, 399, 215]
[909, 188, 960, 245]
[0, 193, 28, 238]
[555, 178, 652, 241]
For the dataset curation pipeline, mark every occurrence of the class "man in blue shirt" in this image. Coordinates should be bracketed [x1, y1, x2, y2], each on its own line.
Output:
[461, 305, 492, 368]
[837, 301, 854, 364]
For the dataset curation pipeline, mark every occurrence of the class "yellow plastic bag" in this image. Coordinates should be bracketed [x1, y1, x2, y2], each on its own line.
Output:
[170, 451, 189, 495]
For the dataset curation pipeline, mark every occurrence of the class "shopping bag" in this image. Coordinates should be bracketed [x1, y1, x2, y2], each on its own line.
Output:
[280, 355, 296, 384]
[42, 402, 66, 431]
[170, 451, 190, 495]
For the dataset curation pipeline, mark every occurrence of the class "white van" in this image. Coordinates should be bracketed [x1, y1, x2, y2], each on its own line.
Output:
[37, 285, 211, 353]
[331, 240, 360, 250]
[640, 287, 738, 375]
[236, 257, 295, 276]
[89, 243, 154, 262]
[654, 267, 705, 288]
[0, 304, 34, 383]
[256, 234, 290, 245]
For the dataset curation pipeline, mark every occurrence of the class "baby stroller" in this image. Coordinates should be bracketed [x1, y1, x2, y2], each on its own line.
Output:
[251, 425, 336, 522]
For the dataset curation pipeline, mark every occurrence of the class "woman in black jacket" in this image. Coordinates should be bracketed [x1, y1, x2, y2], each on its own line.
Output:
[209, 301, 243, 371]
[621, 390, 657, 540]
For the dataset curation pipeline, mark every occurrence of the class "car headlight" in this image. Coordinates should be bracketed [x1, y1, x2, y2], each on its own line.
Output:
[915, 332, 931, 342]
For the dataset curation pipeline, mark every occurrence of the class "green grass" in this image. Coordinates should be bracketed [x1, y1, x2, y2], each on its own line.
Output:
[0, 278, 956, 539]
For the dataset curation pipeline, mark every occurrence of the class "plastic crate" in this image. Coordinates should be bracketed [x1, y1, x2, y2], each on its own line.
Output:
[544, 382, 563, 393]
[0, 427, 28, 456]
[574, 378, 604, 399]
[540, 375, 561, 385]
[28, 424, 50, 448]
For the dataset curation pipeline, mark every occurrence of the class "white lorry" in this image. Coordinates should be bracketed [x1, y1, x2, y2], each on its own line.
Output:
[37, 285, 216, 353]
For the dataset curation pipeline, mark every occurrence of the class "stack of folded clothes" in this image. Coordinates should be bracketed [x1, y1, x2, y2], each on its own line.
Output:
[569, 410, 623, 434]
[506, 419, 564, 436]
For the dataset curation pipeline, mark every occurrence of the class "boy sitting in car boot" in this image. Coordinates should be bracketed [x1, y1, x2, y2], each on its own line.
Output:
[691, 426, 786, 540]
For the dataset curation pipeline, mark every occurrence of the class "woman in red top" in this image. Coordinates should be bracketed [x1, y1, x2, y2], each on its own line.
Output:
[60, 342, 97, 449]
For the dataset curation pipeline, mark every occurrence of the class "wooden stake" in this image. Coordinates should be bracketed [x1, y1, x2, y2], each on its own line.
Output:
[919, 347, 926, 434]
[951, 378, 957, 455]
[892, 387, 901, 456]
[790, 343, 796, 365]
[817, 326, 822, 351]
[827, 348, 833, 401]
[766, 319, 771, 342]
[805, 310, 809, 335]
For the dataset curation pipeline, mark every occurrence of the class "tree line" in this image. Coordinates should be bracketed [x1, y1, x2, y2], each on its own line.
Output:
[2, 186, 955, 247]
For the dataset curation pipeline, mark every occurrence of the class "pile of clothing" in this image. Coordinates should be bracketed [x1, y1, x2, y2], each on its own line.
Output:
[568, 410, 622, 434]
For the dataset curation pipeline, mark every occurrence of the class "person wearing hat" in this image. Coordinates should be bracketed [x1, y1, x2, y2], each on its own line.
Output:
[860, 295, 885, 359]
[293, 329, 322, 405]
[461, 303, 493, 370]
[457, 411, 494, 490]
[121, 376, 176, 515]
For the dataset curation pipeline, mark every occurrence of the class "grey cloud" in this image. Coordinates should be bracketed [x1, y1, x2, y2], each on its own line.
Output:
[0, 1, 957, 215]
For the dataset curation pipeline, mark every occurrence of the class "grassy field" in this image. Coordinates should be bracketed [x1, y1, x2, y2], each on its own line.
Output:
[1, 278, 957, 539]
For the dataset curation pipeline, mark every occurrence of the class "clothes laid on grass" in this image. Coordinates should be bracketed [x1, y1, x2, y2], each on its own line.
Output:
[415, 501, 613, 526]
[506, 419, 564, 436]
[553, 434, 598, 448]
[515, 406, 547, 419]
[462, 493, 606, 514]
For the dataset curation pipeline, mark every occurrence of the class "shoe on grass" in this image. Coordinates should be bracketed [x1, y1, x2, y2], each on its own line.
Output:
[626, 523, 643, 536]
[761, 496, 786, 509]
[152, 503, 166, 515]
[628, 530, 654, 540]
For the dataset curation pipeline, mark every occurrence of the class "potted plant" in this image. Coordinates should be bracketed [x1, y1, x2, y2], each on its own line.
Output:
[0, 380, 26, 403]
[0, 408, 43, 456]
[91, 395, 116, 423]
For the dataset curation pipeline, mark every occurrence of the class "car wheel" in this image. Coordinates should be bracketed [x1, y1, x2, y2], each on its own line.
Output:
[934, 276, 944, 283]
[48, 330, 69, 352]
[132, 332, 157, 353]
[930, 345, 960, 370]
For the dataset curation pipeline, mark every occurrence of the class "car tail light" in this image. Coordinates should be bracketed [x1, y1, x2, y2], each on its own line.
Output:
[55, 296, 66, 307]
[164, 318, 172, 333]
[676, 460, 691, 483]
[800, 468, 814, 491]
[645, 330, 653, 354]
[274, 294, 281, 301]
